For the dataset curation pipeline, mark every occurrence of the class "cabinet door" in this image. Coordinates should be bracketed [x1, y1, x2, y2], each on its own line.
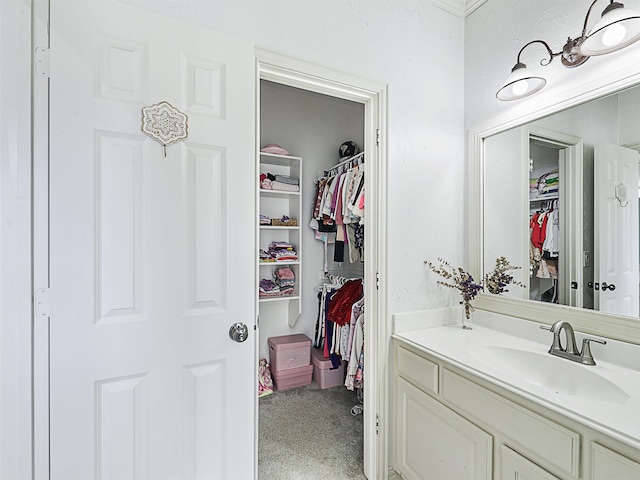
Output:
[500, 445, 560, 480]
[395, 377, 492, 480]
[591, 443, 640, 480]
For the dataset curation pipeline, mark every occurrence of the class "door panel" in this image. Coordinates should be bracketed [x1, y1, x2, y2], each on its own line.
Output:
[594, 143, 639, 317]
[49, 1, 255, 478]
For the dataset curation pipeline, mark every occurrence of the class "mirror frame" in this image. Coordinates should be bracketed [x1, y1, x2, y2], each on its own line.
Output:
[469, 72, 640, 346]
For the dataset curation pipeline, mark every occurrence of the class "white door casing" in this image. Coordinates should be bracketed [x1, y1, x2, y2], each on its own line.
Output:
[256, 52, 388, 480]
[48, 1, 256, 478]
[594, 142, 640, 317]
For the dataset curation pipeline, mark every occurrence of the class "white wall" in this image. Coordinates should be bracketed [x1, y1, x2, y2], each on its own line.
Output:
[120, 0, 467, 319]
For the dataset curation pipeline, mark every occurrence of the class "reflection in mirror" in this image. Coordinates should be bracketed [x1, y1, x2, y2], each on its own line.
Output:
[529, 140, 561, 304]
[483, 84, 640, 320]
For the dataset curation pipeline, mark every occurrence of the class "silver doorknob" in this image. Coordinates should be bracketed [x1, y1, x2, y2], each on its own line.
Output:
[229, 323, 249, 343]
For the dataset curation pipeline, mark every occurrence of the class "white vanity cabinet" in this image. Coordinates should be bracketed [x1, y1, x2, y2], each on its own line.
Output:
[394, 345, 492, 480]
[396, 376, 492, 480]
[392, 340, 640, 480]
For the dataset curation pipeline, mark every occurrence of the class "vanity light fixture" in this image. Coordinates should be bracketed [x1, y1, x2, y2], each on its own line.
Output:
[496, 0, 640, 101]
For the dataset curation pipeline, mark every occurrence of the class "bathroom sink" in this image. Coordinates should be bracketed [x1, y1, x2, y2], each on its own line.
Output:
[469, 345, 630, 404]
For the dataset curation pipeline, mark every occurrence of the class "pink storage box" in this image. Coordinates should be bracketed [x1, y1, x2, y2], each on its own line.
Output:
[311, 348, 346, 389]
[268, 334, 311, 372]
[272, 364, 313, 391]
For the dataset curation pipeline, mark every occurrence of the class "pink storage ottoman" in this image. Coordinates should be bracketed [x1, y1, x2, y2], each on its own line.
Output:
[271, 364, 314, 391]
[268, 334, 311, 372]
[311, 348, 346, 389]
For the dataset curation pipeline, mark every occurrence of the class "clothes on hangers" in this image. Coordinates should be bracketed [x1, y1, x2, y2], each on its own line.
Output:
[310, 154, 365, 270]
[313, 276, 364, 390]
[529, 198, 559, 280]
[345, 314, 364, 391]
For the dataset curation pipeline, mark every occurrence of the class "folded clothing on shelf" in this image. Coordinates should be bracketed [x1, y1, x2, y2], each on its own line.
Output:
[260, 214, 271, 225]
[260, 173, 300, 192]
[259, 249, 275, 262]
[268, 241, 298, 261]
[531, 170, 560, 197]
[274, 174, 299, 186]
[258, 267, 296, 298]
[259, 278, 281, 297]
[274, 266, 296, 295]
[259, 241, 298, 263]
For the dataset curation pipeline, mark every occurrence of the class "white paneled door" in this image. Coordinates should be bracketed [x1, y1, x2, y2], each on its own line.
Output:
[594, 142, 639, 317]
[48, 1, 255, 478]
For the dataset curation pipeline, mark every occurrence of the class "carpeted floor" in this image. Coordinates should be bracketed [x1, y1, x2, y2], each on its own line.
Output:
[258, 382, 366, 480]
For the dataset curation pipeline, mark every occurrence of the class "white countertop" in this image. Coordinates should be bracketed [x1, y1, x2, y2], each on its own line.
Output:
[392, 311, 640, 450]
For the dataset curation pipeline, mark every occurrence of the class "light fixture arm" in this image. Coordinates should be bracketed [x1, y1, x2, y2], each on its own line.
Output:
[581, 0, 606, 36]
[515, 39, 561, 67]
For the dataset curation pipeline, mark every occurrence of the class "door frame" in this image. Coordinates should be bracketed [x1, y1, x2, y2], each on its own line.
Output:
[1, 0, 36, 478]
[32, 0, 52, 477]
[526, 126, 584, 310]
[255, 49, 389, 480]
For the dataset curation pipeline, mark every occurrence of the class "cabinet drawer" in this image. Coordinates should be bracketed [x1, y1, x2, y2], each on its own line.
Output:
[501, 445, 561, 480]
[396, 346, 439, 395]
[442, 369, 580, 478]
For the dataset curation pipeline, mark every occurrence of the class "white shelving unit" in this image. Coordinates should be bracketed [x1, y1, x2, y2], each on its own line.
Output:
[258, 152, 302, 326]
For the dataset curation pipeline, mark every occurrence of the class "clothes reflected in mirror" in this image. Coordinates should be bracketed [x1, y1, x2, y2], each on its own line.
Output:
[530, 199, 559, 304]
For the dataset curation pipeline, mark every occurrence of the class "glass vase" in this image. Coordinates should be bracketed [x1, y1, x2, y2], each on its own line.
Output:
[462, 305, 473, 330]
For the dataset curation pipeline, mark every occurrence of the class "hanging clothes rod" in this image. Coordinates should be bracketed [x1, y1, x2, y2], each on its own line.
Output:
[324, 151, 365, 176]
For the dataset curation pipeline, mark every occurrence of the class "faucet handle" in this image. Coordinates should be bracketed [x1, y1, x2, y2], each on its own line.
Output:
[580, 338, 607, 366]
[539, 325, 551, 331]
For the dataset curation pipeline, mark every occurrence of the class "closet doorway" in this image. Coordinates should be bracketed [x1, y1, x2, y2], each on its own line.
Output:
[255, 51, 387, 480]
[527, 127, 583, 310]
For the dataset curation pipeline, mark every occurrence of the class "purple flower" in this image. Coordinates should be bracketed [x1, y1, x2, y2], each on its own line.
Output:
[484, 256, 524, 295]
[425, 258, 484, 319]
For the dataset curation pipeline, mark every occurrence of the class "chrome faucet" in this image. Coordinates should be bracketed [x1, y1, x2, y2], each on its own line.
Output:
[541, 321, 607, 366]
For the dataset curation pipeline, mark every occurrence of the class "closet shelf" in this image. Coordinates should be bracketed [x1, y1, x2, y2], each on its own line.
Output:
[260, 189, 301, 198]
[530, 193, 559, 202]
[259, 260, 300, 266]
[259, 295, 301, 303]
[259, 152, 302, 165]
[258, 151, 302, 327]
[260, 225, 301, 231]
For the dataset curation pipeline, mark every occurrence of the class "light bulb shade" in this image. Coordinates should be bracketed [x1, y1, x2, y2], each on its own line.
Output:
[496, 63, 547, 101]
[579, 2, 640, 55]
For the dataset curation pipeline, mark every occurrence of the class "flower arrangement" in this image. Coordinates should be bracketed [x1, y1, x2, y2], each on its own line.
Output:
[425, 258, 484, 321]
[484, 256, 524, 295]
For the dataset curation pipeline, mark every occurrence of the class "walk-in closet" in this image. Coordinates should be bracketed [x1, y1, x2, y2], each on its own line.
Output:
[257, 79, 368, 479]
[529, 139, 561, 303]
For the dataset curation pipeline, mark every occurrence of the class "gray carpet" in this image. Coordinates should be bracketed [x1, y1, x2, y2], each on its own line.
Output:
[258, 382, 366, 480]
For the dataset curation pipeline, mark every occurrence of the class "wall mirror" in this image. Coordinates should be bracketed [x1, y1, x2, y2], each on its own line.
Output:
[472, 79, 640, 345]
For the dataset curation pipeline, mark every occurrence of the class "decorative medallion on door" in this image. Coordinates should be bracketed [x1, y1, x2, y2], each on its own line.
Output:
[615, 182, 629, 207]
[141, 101, 188, 156]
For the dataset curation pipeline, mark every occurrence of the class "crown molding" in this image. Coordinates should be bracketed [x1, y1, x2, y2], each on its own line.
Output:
[432, 0, 487, 17]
